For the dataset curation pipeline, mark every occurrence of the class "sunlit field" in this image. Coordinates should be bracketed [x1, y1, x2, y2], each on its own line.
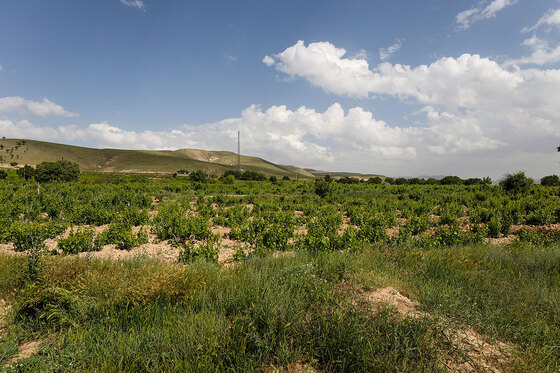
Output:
[1, 172, 560, 372]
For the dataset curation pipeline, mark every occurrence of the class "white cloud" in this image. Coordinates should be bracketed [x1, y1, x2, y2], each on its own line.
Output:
[0, 65, 3, 72]
[0, 97, 78, 118]
[0, 101, 517, 177]
[120, 0, 145, 10]
[262, 40, 560, 176]
[262, 55, 275, 66]
[456, 0, 518, 30]
[379, 40, 403, 61]
[4, 89, 560, 178]
[522, 8, 560, 32]
[263, 40, 531, 110]
[506, 35, 560, 66]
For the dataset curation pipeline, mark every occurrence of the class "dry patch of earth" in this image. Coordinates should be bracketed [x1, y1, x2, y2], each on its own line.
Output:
[363, 287, 512, 373]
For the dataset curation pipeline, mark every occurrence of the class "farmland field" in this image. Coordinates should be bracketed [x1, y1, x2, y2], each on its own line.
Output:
[1, 172, 560, 372]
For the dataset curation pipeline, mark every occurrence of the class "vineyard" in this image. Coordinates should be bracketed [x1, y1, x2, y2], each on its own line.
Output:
[1, 171, 560, 371]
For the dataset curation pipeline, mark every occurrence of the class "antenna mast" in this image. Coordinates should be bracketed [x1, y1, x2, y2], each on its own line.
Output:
[237, 131, 241, 171]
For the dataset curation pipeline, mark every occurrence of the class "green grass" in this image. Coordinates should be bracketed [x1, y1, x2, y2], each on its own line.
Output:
[3, 242, 560, 371]
[1, 253, 455, 372]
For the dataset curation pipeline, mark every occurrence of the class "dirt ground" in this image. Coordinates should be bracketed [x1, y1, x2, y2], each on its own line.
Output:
[363, 287, 512, 373]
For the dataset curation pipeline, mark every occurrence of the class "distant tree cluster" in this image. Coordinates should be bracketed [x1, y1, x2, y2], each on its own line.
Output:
[15, 160, 80, 183]
[319, 175, 492, 186]
[499, 172, 533, 195]
[189, 170, 208, 183]
[223, 170, 267, 181]
[541, 175, 560, 186]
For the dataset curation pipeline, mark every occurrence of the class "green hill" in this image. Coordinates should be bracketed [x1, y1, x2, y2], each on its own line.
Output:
[0, 138, 315, 179]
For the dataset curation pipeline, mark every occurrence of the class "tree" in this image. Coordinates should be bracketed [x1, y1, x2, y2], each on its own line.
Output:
[541, 175, 560, 186]
[0, 170, 7, 180]
[499, 172, 533, 195]
[314, 179, 332, 198]
[189, 170, 208, 183]
[35, 160, 79, 183]
[16, 165, 35, 180]
[337, 176, 360, 184]
[366, 176, 382, 185]
[269, 175, 277, 183]
[222, 174, 235, 184]
[440, 176, 463, 185]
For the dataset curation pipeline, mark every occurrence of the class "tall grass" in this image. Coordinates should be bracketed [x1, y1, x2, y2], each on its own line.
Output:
[1, 253, 451, 372]
[2, 242, 560, 371]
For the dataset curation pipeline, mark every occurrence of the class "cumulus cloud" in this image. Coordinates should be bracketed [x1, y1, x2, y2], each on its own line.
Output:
[506, 35, 560, 66]
[0, 100, 518, 177]
[262, 55, 275, 66]
[456, 0, 518, 30]
[262, 40, 560, 176]
[263, 40, 538, 111]
[510, 9, 560, 66]
[522, 8, 560, 32]
[120, 0, 145, 10]
[379, 40, 403, 61]
[0, 97, 78, 118]
[0, 65, 3, 71]
[0, 104, 418, 169]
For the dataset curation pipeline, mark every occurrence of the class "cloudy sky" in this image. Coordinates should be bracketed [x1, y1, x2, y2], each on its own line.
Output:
[1, 0, 560, 179]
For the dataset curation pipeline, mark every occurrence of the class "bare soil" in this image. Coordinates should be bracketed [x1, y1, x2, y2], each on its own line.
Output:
[3, 339, 44, 368]
[363, 287, 512, 372]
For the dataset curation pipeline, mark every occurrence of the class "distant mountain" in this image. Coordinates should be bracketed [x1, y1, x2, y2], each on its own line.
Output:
[0, 138, 315, 179]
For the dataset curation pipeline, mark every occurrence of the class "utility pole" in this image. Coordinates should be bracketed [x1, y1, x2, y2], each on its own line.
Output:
[237, 131, 241, 171]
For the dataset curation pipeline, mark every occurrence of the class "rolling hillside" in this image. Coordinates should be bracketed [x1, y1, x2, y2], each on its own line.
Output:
[0, 138, 316, 179]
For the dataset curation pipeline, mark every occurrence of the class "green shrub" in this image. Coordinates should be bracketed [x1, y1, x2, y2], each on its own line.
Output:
[16, 165, 35, 180]
[35, 160, 80, 183]
[178, 237, 219, 264]
[58, 228, 97, 254]
[541, 175, 560, 186]
[314, 179, 332, 198]
[499, 172, 533, 195]
[96, 224, 148, 250]
[10, 222, 46, 252]
[189, 170, 208, 183]
[433, 225, 463, 247]
[152, 205, 212, 244]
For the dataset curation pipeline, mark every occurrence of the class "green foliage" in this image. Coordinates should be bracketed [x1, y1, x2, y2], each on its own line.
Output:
[152, 205, 212, 243]
[35, 160, 80, 183]
[541, 175, 560, 186]
[314, 179, 332, 198]
[57, 228, 98, 254]
[188, 169, 207, 182]
[222, 174, 235, 184]
[500, 171, 533, 195]
[439, 175, 463, 185]
[367, 176, 382, 184]
[178, 237, 219, 264]
[96, 223, 148, 250]
[16, 165, 35, 180]
[0, 169, 7, 179]
[223, 170, 267, 181]
[10, 222, 47, 252]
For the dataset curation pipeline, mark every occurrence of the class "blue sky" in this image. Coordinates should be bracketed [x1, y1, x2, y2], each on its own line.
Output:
[1, 0, 560, 179]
